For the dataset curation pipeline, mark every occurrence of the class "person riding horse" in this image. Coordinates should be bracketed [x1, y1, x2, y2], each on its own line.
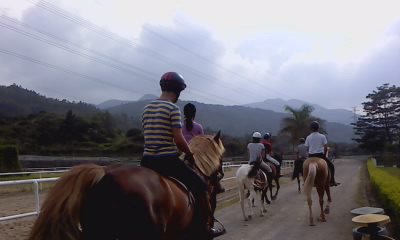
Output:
[247, 132, 274, 187]
[292, 138, 308, 191]
[305, 121, 340, 187]
[141, 72, 223, 237]
[261, 133, 281, 174]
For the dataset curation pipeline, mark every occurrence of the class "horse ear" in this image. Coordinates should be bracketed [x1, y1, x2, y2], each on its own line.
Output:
[214, 131, 221, 143]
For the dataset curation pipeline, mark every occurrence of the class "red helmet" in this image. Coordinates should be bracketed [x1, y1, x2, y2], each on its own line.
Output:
[160, 72, 186, 93]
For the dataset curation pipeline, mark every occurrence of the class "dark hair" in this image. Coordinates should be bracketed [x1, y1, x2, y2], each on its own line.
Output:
[310, 121, 320, 132]
[184, 103, 196, 131]
[252, 137, 261, 143]
[300, 138, 305, 144]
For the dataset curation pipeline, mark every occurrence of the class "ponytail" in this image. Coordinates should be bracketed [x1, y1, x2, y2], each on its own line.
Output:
[184, 103, 196, 131]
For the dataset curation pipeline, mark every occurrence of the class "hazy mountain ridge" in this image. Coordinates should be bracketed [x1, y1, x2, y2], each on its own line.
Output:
[246, 98, 355, 125]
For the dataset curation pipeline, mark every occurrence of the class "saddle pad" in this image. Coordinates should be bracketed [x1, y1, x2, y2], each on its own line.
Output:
[253, 171, 267, 190]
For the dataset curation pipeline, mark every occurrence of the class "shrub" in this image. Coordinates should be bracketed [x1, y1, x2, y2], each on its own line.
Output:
[0, 145, 21, 172]
[367, 160, 400, 222]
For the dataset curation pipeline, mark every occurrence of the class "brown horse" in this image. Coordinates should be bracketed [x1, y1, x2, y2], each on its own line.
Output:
[303, 157, 332, 226]
[28, 134, 225, 240]
[263, 161, 280, 201]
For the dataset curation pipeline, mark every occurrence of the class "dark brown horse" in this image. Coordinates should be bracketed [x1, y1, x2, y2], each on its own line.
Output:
[292, 158, 305, 193]
[303, 157, 332, 226]
[263, 161, 281, 201]
[29, 134, 225, 240]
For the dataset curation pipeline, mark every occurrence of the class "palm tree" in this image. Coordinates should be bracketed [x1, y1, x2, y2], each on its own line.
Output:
[280, 104, 326, 145]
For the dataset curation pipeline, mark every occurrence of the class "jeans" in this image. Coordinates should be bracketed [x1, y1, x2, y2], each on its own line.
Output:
[141, 155, 207, 196]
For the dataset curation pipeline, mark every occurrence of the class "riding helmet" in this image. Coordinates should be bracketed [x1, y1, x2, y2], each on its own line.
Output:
[263, 133, 271, 140]
[252, 132, 262, 138]
[160, 72, 187, 93]
[310, 121, 320, 131]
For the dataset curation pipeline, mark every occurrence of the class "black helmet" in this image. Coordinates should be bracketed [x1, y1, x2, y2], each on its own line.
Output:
[299, 138, 305, 143]
[263, 133, 271, 140]
[160, 72, 186, 93]
[310, 121, 320, 131]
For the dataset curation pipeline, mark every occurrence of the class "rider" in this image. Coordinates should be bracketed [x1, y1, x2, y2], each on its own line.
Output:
[297, 138, 308, 161]
[248, 132, 273, 187]
[261, 133, 281, 174]
[141, 72, 221, 237]
[305, 121, 340, 187]
[182, 103, 204, 143]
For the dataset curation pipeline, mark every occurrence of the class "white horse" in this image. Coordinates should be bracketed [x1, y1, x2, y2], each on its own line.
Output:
[236, 163, 268, 221]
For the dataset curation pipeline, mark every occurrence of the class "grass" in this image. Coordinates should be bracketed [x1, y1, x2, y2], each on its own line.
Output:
[381, 167, 400, 179]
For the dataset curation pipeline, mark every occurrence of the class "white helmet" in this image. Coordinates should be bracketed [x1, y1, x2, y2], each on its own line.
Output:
[252, 132, 262, 138]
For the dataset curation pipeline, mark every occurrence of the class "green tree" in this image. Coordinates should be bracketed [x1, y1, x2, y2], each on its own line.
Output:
[353, 84, 400, 153]
[280, 104, 326, 145]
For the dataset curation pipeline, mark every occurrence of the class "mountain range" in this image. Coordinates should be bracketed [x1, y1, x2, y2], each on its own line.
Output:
[246, 98, 355, 125]
[0, 85, 355, 143]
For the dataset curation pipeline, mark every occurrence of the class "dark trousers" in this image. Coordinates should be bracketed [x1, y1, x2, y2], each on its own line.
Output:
[309, 153, 336, 183]
[141, 156, 207, 197]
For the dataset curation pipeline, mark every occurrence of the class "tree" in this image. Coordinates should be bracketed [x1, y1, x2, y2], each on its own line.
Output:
[280, 104, 326, 145]
[353, 84, 400, 153]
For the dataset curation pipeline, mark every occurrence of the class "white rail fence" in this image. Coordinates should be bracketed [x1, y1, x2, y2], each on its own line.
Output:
[0, 160, 294, 222]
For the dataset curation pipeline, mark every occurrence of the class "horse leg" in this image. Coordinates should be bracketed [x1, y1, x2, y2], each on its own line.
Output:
[307, 198, 315, 226]
[273, 178, 280, 200]
[257, 190, 265, 217]
[324, 181, 332, 215]
[238, 183, 248, 221]
[297, 176, 301, 193]
[248, 190, 256, 220]
[317, 187, 326, 222]
[262, 188, 271, 204]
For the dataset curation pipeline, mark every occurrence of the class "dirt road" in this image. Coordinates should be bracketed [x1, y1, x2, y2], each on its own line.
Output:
[216, 157, 365, 240]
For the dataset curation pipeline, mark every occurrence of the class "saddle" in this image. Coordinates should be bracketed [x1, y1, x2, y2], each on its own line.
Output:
[253, 170, 268, 191]
[166, 176, 195, 206]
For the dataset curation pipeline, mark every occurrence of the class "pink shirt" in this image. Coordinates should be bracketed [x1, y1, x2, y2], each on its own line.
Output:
[183, 121, 204, 143]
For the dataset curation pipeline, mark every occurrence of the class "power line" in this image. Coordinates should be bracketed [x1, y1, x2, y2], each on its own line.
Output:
[0, 19, 238, 105]
[25, 0, 287, 107]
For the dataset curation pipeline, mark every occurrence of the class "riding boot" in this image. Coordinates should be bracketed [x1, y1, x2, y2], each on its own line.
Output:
[266, 171, 274, 188]
[195, 192, 225, 239]
[326, 160, 340, 186]
[215, 181, 225, 194]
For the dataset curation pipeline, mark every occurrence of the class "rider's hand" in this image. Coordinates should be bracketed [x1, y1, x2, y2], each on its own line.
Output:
[185, 152, 195, 165]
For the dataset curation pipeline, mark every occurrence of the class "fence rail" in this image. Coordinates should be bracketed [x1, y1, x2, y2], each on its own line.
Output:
[0, 160, 295, 222]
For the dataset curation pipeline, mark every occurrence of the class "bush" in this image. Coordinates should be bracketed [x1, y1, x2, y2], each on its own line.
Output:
[367, 160, 400, 223]
[0, 145, 21, 172]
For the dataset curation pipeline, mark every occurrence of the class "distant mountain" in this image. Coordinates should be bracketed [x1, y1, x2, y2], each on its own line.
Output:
[246, 98, 355, 125]
[97, 99, 131, 110]
[108, 100, 355, 143]
[0, 84, 99, 117]
[97, 94, 158, 110]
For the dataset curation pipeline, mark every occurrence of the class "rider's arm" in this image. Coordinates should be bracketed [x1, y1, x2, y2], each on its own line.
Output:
[173, 128, 192, 156]
[261, 148, 266, 162]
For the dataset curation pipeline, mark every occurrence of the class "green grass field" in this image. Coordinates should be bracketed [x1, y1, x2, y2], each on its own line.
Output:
[381, 167, 400, 179]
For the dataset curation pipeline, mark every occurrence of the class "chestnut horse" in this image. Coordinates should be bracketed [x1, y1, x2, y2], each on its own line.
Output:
[29, 134, 225, 240]
[303, 157, 332, 226]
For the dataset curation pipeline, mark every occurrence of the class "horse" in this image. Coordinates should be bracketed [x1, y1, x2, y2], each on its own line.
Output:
[265, 160, 281, 200]
[303, 157, 332, 226]
[236, 159, 269, 221]
[28, 133, 225, 240]
[292, 158, 305, 192]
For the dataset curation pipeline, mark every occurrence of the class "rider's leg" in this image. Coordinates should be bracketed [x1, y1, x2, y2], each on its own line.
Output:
[325, 159, 338, 186]
[266, 154, 280, 166]
[260, 162, 273, 188]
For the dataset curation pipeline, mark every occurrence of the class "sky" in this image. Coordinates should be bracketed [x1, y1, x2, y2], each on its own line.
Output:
[0, 0, 399, 110]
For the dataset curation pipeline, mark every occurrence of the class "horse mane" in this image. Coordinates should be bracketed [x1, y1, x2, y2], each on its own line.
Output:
[189, 135, 225, 177]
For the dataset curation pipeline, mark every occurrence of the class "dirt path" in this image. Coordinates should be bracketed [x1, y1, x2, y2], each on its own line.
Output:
[216, 157, 365, 240]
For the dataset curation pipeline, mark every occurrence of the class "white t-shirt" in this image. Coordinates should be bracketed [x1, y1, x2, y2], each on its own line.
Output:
[247, 143, 264, 163]
[305, 132, 328, 154]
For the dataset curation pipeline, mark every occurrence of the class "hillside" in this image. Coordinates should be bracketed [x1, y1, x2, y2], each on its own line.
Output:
[108, 100, 355, 143]
[246, 98, 355, 125]
[0, 84, 99, 117]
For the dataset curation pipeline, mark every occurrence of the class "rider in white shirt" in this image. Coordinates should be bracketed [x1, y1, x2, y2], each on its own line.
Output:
[305, 121, 340, 186]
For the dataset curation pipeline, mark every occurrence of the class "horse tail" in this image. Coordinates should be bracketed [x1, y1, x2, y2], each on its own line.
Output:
[304, 162, 316, 202]
[29, 164, 105, 240]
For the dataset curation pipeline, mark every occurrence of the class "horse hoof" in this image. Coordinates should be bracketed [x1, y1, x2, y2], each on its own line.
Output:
[248, 215, 252, 220]
[244, 217, 249, 221]
[310, 223, 316, 226]
[324, 208, 330, 214]
[318, 217, 327, 222]
[266, 201, 271, 204]
[260, 213, 264, 217]
[263, 209, 268, 213]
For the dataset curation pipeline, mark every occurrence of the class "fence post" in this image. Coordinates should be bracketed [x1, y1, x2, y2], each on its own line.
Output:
[33, 181, 40, 214]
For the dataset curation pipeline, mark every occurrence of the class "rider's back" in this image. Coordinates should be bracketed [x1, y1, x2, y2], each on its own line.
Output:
[247, 143, 264, 164]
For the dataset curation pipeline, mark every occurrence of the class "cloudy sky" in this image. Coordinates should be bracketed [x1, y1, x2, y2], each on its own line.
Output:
[0, 0, 399, 109]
